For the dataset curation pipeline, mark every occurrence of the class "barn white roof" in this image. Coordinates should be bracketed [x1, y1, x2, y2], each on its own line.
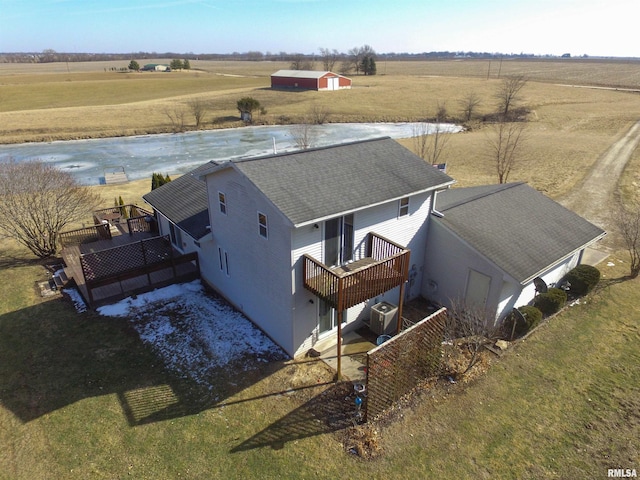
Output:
[271, 70, 338, 79]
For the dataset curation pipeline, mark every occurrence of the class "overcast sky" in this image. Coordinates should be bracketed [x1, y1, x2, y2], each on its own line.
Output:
[1, 0, 637, 57]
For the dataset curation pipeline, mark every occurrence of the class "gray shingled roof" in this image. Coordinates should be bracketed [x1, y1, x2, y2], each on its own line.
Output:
[434, 182, 606, 284]
[222, 137, 455, 226]
[143, 162, 213, 240]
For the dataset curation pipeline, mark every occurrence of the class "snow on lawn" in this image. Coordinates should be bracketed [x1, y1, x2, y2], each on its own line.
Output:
[97, 280, 286, 388]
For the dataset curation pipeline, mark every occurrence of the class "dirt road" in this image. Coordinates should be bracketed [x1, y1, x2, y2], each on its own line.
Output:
[559, 120, 640, 248]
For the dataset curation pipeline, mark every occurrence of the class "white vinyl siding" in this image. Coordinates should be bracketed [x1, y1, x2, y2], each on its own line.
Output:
[204, 168, 294, 355]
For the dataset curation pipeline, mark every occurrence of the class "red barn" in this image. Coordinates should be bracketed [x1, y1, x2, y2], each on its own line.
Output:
[271, 70, 352, 91]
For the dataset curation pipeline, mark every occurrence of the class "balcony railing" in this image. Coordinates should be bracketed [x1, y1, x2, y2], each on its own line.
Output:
[303, 232, 411, 311]
[93, 205, 157, 236]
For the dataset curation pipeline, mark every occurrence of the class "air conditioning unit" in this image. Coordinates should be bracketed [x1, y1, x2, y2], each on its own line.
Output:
[370, 302, 398, 335]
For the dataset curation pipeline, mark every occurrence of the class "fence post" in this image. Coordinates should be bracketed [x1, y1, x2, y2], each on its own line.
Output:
[140, 240, 152, 285]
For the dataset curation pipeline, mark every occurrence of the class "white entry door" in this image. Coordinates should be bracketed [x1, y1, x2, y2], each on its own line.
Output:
[465, 269, 491, 308]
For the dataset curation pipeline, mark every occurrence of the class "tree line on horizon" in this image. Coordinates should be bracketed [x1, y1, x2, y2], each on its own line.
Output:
[0, 49, 593, 66]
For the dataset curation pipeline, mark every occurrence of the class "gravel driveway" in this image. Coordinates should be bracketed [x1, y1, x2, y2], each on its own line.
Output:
[558, 119, 640, 249]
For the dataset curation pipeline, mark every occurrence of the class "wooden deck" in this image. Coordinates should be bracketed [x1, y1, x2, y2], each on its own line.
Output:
[61, 223, 199, 309]
[62, 228, 156, 304]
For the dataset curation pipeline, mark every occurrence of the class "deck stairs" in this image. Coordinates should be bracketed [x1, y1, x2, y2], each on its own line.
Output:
[52, 269, 69, 289]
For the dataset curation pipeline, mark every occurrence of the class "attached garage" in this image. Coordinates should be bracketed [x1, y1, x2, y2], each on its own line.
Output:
[271, 70, 352, 91]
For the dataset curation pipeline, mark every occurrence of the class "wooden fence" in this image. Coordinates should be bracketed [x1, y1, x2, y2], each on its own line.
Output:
[365, 308, 447, 420]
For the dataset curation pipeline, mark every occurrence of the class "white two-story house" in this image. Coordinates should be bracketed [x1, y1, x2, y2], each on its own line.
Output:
[183, 137, 455, 357]
[143, 137, 605, 358]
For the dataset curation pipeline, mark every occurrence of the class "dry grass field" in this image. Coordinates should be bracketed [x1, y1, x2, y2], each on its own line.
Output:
[2, 58, 640, 203]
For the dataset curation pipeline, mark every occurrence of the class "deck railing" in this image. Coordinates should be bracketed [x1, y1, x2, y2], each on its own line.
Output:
[93, 204, 153, 224]
[59, 223, 111, 247]
[92, 205, 158, 236]
[303, 232, 410, 311]
[74, 234, 199, 307]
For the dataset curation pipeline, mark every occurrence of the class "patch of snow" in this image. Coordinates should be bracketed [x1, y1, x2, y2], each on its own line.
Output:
[97, 281, 286, 387]
[607, 261, 616, 267]
[63, 287, 87, 313]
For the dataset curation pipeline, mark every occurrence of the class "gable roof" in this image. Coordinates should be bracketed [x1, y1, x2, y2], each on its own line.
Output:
[434, 182, 606, 284]
[203, 137, 455, 227]
[143, 162, 214, 240]
[271, 70, 342, 79]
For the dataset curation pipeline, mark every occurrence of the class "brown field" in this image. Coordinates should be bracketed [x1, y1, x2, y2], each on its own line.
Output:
[2, 58, 640, 203]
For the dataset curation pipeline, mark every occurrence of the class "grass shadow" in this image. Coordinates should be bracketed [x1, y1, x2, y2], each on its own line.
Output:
[590, 274, 635, 298]
[230, 381, 356, 452]
[0, 252, 50, 270]
[0, 295, 290, 427]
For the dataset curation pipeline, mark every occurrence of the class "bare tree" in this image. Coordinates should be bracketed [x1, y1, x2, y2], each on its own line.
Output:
[441, 299, 503, 378]
[412, 120, 451, 166]
[342, 45, 373, 75]
[163, 105, 187, 132]
[290, 121, 316, 150]
[309, 104, 330, 125]
[290, 53, 314, 71]
[319, 47, 340, 71]
[494, 74, 527, 118]
[458, 91, 481, 122]
[187, 97, 209, 128]
[0, 159, 101, 258]
[486, 120, 526, 183]
[614, 201, 640, 278]
[413, 102, 451, 165]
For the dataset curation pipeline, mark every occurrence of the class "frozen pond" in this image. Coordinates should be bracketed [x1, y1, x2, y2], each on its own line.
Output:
[0, 123, 461, 185]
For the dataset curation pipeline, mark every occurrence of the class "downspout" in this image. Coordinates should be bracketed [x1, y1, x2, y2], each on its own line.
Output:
[336, 276, 344, 381]
[396, 251, 411, 334]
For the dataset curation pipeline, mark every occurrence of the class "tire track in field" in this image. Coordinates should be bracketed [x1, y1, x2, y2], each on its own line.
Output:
[558, 120, 640, 244]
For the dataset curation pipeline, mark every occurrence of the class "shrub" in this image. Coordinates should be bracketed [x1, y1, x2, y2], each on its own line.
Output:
[504, 309, 528, 338]
[564, 264, 601, 295]
[533, 287, 567, 315]
[518, 305, 543, 331]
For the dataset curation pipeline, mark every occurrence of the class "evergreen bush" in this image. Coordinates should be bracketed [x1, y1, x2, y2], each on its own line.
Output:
[564, 264, 601, 295]
[518, 305, 543, 331]
[533, 287, 567, 315]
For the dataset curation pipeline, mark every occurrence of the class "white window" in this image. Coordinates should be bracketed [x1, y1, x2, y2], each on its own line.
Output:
[218, 192, 227, 215]
[258, 212, 268, 238]
[169, 222, 183, 250]
[399, 197, 410, 217]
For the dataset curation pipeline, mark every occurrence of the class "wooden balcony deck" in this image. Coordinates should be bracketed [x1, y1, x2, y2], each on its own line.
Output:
[303, 233, 411, 312]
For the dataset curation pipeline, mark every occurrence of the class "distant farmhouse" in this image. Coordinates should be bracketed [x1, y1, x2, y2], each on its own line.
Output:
[271, 70, 352, 91]
[142, 64, 170, 72]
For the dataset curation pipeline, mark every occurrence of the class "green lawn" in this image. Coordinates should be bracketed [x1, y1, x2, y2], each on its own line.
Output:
[1, 240, 638, 479]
